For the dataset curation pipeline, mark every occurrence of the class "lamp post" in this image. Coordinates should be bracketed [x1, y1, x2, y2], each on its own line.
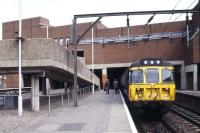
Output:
[39, 23, 49, 38]
[73, 18, 78, 107]
[92, 23, 94, 95]
[18, 0, 23, 116]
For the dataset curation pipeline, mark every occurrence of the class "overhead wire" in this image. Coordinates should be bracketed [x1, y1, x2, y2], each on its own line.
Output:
[131, 0, 198, 46]
[162, 0, 182, 22]
[142, 0, 182, 38]
[174, 0, 198, 21]
[168, 0, 182, 22]
[163, 0, 198, 32]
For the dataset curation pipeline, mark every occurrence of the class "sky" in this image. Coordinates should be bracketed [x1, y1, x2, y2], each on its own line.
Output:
[0, 0, 198, 39]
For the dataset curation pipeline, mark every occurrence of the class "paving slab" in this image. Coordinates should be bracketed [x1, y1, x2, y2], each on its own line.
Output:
[18, 90, 136, 133]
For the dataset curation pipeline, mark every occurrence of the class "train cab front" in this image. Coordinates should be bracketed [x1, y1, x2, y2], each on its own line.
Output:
[128, 59, 176, 103]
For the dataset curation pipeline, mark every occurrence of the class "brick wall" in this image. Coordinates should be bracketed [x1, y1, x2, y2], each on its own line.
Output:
[96, 21, 186, 38]
[5, 74, 18, 88]
[2, 15, 199, 65]
[73, 38, 184, 65]
[2, 17, 101, 40]
[2, 17, 49, 39]
[184, 3, 200, 65]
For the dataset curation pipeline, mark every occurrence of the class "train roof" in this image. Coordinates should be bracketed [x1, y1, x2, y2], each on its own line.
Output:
[130, 59, 173, 67]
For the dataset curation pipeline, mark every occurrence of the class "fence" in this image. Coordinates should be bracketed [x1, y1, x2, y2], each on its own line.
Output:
[0, 86, 92, 115]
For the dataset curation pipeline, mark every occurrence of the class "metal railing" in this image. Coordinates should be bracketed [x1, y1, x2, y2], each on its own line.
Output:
[0, 87, 31, 95]
[0, 86, 92, 115]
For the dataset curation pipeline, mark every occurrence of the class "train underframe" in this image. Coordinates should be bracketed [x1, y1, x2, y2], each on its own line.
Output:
[131, 101, 172, 118]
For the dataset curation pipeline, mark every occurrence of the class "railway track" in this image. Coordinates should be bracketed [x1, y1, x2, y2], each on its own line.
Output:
[134, 111, 200, 133]
[132, 112, 175, 133]
[136, 120, 173, 133]
[123, 93, 174, 132]
[168, 105, 200, 132]
[123, 90, 200, 132]
[170, 105, 200, 127]
[131, 105, 200, 133]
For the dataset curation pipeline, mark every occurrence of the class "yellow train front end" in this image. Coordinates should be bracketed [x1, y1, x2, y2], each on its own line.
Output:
[120, 59, 175, 117]
[128, 64, 175, 102]
[129, 83, 175, 102]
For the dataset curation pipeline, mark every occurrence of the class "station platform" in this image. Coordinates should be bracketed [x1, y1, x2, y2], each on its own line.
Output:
[18, 89, 137, 133]
[176, 90, 200, 97]
[175, 90, 200, 114]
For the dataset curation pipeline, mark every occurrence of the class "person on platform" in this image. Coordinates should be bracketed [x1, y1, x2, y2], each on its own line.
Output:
[113, 78, 119, 94]
[105, 78, 110, 94]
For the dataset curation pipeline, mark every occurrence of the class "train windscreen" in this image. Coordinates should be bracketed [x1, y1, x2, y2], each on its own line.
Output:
[129, 69, 143, 83]
[162, 69, 174, 83]
[146, 68, 159, 83]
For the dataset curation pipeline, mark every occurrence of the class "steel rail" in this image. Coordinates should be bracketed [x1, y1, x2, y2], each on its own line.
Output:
[170, 105, 200, 128]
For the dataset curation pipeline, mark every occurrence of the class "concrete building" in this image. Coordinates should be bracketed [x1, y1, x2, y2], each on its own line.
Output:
[1, 17, 104, 89]
[0, 38, 100, 110]
[1, 3, 200, 91]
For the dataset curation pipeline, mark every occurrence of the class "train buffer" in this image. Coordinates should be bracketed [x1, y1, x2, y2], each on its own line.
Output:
[18, 89, 137, 133]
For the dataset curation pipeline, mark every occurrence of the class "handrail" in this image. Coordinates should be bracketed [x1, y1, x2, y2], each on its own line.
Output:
[0, 87, 31, 91]
[0, 86, 93, 115]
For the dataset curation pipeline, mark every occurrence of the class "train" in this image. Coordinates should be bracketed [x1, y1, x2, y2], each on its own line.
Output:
[120, 58, 176, 116]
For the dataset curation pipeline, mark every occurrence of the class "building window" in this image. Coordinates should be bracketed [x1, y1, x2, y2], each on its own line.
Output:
[65, 37, 70, 45]
[77, 49, 84, 57]
[59, 38, 64, 45]
[72, 49, 84, 57]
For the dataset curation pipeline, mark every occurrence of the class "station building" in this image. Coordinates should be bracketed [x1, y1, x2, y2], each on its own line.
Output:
[1, 3, 200, 91]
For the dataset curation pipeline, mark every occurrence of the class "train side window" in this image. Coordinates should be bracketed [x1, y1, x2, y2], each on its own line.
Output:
[129, 71, 131, 84]
[146, 68, 159, 83]
[162, 69, 174, 83]
[130, 69, 143, 83]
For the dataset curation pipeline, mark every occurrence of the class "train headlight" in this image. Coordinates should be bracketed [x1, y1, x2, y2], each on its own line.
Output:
[144, 60, 148, 65]
[156, 60, 161, 64]
[150, 60, 154, 64]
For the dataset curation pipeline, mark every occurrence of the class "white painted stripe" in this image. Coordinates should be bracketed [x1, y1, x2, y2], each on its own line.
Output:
[119, 90, 138, 133]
